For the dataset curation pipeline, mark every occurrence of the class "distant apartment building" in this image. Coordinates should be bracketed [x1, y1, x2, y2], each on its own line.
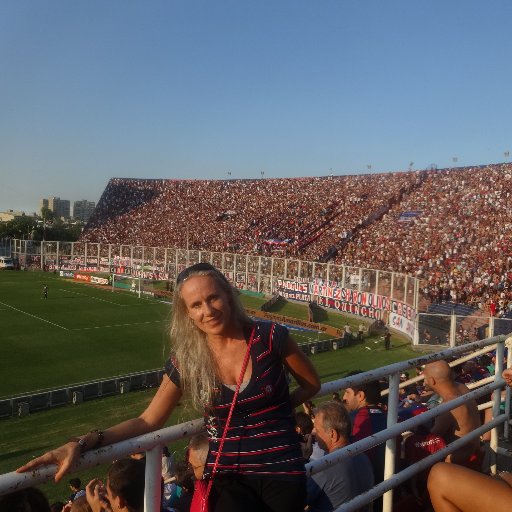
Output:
[40, 197, 71, 219]
[73, 200, 96, 222]
[39, 198, 49, 211]
[0, 210, 26, 222]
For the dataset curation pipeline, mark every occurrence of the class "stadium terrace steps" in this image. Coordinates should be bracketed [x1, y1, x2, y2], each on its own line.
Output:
[427, 302, 477, 317]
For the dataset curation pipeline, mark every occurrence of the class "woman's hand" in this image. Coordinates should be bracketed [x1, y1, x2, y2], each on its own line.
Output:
[86, 478, 112, 512]
[16, 441, 81, 482]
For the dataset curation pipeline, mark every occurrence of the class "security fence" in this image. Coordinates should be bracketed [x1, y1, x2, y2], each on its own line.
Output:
[11, 239, 421, 309]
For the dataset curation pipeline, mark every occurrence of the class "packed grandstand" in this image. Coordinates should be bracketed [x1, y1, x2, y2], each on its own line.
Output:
[81, 162, 512, 317]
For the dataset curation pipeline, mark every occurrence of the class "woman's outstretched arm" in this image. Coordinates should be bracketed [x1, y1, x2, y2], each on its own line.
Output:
[17, 375, 182, 482]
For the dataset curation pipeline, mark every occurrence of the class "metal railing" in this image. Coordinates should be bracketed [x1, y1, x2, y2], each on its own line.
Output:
[1, 335, 511, 512]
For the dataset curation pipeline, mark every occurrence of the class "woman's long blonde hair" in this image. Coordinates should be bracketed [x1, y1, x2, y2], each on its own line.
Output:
[169, 267, 252, 410]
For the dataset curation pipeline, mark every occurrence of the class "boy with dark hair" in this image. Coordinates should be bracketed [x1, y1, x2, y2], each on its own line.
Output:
[69, 478, 85, 501]
[0, 487, 51, 512]
[342, 370, 387, 499]
[86, 458, 145, 512]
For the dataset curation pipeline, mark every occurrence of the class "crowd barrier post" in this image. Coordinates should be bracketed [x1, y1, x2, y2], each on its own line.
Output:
[489, 316, 495, 337]
[505, 338, 512, 439]
[449, 311, 457, 348]
[382, 371, 399, 512]
[491, 340, 506, 474]
[145, 445, 163, 512]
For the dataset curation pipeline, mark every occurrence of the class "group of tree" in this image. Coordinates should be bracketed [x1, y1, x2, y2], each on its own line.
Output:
[0, 208, 83, 241]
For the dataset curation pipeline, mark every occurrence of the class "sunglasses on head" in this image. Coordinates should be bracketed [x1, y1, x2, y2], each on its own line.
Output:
[176, 262, 229, 285]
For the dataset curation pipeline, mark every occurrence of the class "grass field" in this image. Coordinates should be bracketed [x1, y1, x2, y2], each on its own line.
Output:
[0, 271, 173, 397]
[0, 270, 359, 397]
[0, 269, 419, 503]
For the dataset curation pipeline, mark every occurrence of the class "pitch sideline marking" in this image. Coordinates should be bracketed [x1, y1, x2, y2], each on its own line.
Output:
[72, 320, 166, 331]
[58, 288, 128, 306]
[0, 300, 69, 331]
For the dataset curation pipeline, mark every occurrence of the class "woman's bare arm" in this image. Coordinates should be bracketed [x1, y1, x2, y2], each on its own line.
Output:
[282, 336, 321, 408]
[17, 375, 182, 482]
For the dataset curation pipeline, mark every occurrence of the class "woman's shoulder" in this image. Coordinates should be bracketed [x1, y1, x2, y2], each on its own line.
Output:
[253, 320, 289, 337]
[252, 321, 289, 357]
[164, 356, 181, 388]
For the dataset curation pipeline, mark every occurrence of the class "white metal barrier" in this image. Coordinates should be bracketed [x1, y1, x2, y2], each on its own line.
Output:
[1, 335, 511, 512]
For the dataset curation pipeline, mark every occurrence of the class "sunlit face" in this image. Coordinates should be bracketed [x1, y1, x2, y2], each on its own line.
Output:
[180, 275, 232, 337]
[342, 388, 361, 412]
[106, 480, 120, 512]
[188, 448, 206, 480]
[312, 412, 331, 453]
[423, 369, 433, 391]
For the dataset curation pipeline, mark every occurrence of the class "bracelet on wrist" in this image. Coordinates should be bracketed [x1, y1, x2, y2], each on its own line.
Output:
[67, 430, 104, 454]
[89, 429, 105, 449]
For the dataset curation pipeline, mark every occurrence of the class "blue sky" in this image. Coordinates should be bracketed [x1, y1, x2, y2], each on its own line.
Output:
[1, 1, 511, 213]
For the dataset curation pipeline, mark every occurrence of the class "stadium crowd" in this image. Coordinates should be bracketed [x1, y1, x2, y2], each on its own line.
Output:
[80, 163, 512, 312]
[339, 163, 512, 316]
[82, 172, 419, 259]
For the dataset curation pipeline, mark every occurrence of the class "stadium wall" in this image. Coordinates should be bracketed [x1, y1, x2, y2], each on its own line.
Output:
[0, 369, 164, 419]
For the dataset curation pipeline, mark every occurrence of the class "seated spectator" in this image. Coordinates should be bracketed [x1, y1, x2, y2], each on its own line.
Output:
[0, 487, 51, 512]
[343, 371, 387, 484]
[402, 424, 446, 501]
[170, 461, 194, 512]
[421, 357, 512, 512]
[294, 411, 316, 461]
[423, 361, 481, 470]
[86, 458, 145, 512]
[460, 361, 490, 383]
[69, 478, 86, 502]
[306, 401, 374, 512]
[63, 495, 93, 512]
[303, 399, 316, 419]
[161, 446, 177, 510]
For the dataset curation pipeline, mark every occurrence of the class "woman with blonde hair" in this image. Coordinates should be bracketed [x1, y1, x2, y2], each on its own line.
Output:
[19, 262, 321, 512]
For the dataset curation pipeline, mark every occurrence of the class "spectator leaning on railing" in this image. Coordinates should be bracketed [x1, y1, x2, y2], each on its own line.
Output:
[426, 368, 512, 512]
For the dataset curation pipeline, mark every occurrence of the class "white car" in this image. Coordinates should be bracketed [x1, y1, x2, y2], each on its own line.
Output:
[0, 256, 15, 269]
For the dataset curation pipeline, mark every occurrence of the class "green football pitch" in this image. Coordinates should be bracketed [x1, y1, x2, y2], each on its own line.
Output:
[0, 271, 174, 397]
[0, 271, 341, 398]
